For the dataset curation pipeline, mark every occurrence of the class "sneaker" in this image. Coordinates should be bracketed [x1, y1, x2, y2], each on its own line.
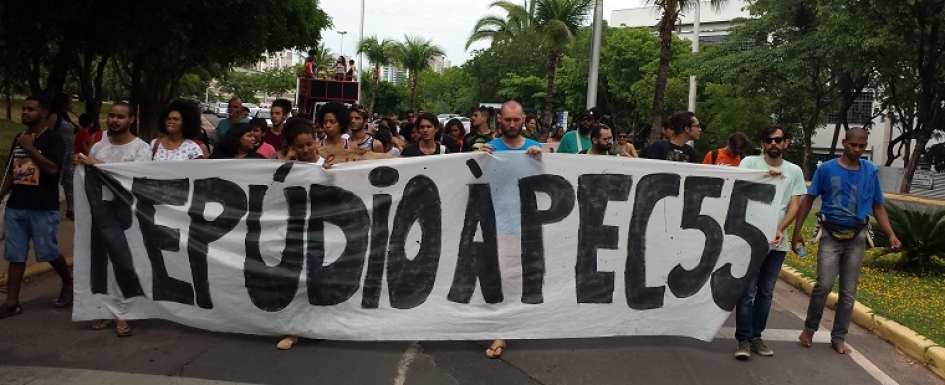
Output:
[735, 340, 751, 360]
[750, 338, 774, 356]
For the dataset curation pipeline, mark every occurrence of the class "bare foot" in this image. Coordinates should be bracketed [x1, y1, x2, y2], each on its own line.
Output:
[485, 339, 506, 359]
[277, 335, 298, 350]
[798, 330, 813, 347]
[832, 342, 852, 354]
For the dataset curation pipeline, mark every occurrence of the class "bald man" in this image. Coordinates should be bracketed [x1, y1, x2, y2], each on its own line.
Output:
[792, 127, 900, 355]
[480, 100, 541, 157]
[215, 97, 250, 143]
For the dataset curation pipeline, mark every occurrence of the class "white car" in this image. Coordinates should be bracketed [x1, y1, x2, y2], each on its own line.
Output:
[215, 102, 228, 118]
[254, 108, 273, 128]
[244, 103, 260, 118]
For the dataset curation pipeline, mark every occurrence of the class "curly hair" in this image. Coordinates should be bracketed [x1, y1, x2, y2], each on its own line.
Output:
[159, 99, 202, 140]
[284, 117, 316, 146]
[315, 102, 350, 132]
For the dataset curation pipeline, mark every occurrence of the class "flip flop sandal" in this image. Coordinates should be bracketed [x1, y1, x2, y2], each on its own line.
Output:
[0, 303, 22, 319]
[91, 319, 115, 330]
[485, 344, 506, 359]
[52, 287, 73, 308]
[116, 324, 133, 338]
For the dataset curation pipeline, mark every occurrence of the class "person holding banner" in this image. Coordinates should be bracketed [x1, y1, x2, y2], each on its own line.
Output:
[479, 100, 541, 359]
[208, 123, 265, 159]
[578, 125, 617, 156]
[401, 113, 448, 156]
[0, 95, 72, 319]
[733, 124, 806, 360]
[792, 127, 900, 355]
[75, 102, 152, 337]
[462, 107, 494, 152]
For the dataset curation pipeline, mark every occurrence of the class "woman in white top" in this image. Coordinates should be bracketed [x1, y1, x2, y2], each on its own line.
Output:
[333, 56, 347, 81]
[152, 99, 207, 160]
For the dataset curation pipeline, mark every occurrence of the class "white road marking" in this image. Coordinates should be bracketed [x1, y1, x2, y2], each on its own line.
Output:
[393, 341, 422, 385]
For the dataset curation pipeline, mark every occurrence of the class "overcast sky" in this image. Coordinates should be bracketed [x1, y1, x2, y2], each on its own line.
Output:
[317, 0, 649, 66]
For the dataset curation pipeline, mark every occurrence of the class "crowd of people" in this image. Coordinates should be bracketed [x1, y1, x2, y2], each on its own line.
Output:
[0, 94, 901, 361]
[303, 51, 356, 81]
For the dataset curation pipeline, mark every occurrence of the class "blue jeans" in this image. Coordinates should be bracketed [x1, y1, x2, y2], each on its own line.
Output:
[735, 250, 786, 341]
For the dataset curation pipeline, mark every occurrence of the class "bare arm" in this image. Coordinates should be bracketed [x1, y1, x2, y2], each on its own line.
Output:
[19, 134, 59, 175]
[872, 203, 901, 249]
[791, 194, 816, 250]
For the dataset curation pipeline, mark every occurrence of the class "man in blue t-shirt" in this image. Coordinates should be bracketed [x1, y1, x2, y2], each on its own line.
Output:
[792, 127, 900, 355]
[480, 101, 542, 157]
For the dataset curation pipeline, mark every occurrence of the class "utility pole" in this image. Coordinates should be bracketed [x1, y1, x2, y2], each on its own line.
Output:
[586, 0, 604, 110]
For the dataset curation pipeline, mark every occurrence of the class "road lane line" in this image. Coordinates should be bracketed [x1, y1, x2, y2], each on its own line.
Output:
[393, 341, 422, 385]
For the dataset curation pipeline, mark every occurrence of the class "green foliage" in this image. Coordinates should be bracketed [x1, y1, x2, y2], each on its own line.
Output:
[178, 73, 210, 99]
[696, 82, 773, 155]
[497, 75, 545, 109]
[414, 68, 477, 115]
[258, 66, 299, 98]
[394, 35, 445, 111]
[360, 80, 407, 117]
[462, 36, 546, 104]
[871, 203, 945, 274]
[218, 71, 261, 104]
[927, 143, 945, 172]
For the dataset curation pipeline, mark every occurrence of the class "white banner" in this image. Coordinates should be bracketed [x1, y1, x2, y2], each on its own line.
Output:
[73, 153, 783, 341]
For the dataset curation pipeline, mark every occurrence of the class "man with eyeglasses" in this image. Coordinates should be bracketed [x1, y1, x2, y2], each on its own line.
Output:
[578, 124, 617, 156]
[732, 124, 806, 360]
[215, 97, 250, 144]
[640, 111, 700, 162]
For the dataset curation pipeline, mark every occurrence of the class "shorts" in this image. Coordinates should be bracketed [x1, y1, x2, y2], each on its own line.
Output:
[3, 208, 61, 263]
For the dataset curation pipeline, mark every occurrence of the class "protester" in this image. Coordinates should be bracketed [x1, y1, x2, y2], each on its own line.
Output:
[262, 99, 291, 152]
[462, 107, 494, 152]
[304, 56, 316, 78]
[704, 132, 750, 166]
[151, 99, 206, 160]
[349, 108, 383, 152]
[557, 110, 594, 154]
[578, 125, 617, 155]
[640, 111, 700, 162]
[374, 128, 400, 156]
[734, 124, 806, 360]
[242, 106, 251, 120]
[399, 122, 420, 145]
[614, 128, 638, 157]
[346, 59, 356, 81]
[793, 127, 900, 355]
[401, 113, 448, 156]
[75, 102, 152, 337]
[47, 93, 77, 220]
[249, 118, 276, 159]
[478, 100, 541, 359]
[75, 112, 95, 157]
[216, 97, 249, 142]
[334, 56, 347, 81]
[0, 95, 72, 319]
[317, 102, 352, 150]
[209, 123, 265, 159]
[444, 118, 465, 150]
[523, 113, 540, 142]
[546, 125, 564, 143]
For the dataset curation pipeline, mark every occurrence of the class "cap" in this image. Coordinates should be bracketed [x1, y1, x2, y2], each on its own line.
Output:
[577, 110, 593, 120]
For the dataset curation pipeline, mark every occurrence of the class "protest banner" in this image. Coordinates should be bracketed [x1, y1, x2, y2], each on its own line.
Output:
[73, 153, 783, 341]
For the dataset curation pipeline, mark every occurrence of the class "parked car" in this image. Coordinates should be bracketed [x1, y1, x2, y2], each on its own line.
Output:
[202, 102, 215, 114]
[254, 108, 273, 128]
[244, 103, 260, 118]
[216, 102, 228, 118]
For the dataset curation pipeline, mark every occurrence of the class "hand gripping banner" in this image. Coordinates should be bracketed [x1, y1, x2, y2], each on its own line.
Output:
[73, 153, 783, 341]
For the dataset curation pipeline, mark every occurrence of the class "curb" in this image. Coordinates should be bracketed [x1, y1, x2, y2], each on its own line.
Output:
[779, 266, 944, 380]
[885, 192, 945, 207]
[0, 256, 73, 288]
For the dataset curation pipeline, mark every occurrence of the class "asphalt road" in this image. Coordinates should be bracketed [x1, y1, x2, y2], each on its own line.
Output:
[1, 270, 941, 385]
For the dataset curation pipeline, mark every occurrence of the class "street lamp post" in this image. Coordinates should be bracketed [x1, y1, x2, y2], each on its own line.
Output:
[337, 31, 348, 57]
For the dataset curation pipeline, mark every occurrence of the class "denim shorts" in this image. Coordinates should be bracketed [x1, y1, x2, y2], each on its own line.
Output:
[3, 208, 61, 263]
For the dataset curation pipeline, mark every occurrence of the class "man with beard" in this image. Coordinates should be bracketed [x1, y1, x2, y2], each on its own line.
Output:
[262, 99, 291, 151]
[462, 106, 494, 152]
[578, 125, 617, 155]
[0, 95, 72, 319]
[641, 111, 700, 163]
[557, 110, 594, 154]
[349, 107, 384, 152]
[733, 124, 806, 360]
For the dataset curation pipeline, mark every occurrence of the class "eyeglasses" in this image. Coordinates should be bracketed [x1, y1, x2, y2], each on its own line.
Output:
[762, 137, 785, 144]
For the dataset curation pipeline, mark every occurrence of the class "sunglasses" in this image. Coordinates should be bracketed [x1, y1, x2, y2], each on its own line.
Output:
[763, 137, 785, 144]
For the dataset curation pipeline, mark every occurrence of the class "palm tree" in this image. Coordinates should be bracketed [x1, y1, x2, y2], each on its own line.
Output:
[465, 0, 536, 49]
[645, 0, 728, 143]
[394, 35, 445, 112]
[533, 0, 592, 128]
[357, 35, 397, 114]
[310, 44, 334, 75]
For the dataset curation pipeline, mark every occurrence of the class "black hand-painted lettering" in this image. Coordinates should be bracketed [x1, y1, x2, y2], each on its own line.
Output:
[245, 185, 306, 312]
[576, 174, 630, 303]
[448, 183, 502, 304]
[466, 159, 483, 179]
[369, 166, 399, 187]
[362, 194, 391, 308]
[387, 176, 441, 309]
[667, 177, 724, 298]
[188, 178, 247, 309]
[307, 185, 370, 306]
[710, 180, 776, 310]
[85, 166, 144, 298]
[626, 173, 679, 310]
[132, 178, 193, 305]
[520, 174, 575, 304]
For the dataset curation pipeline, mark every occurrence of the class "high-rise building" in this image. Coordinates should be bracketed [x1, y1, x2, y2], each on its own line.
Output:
[611, 1, 750, 49]
[429, 56, 451, 73]
[254, 50, 296, 72]
[379, 64, 407, 85]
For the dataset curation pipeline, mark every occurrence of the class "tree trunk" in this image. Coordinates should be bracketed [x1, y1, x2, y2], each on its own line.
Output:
[541, 50, 559, 131]
[409, 74, 417, 112]
[899, 134, 929, 193]
[370, 65, 379, 114]
[649, 3, 678, 144]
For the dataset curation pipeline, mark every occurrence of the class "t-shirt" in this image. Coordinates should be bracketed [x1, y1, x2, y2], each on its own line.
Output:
[486, 138, 541, 152]
[556, 131, 592, 154]
[462, 131, 493, 152]
[256, 142, 276, 159]
[262, 127, 284, 151]
[703, 148, 742, 166]
[90, 137, 152, 164]
[6, 130, 65, 211]
[74, 128, 91, 155]
[807, 158, 884, 227]
[740, 156, 807, 251]
[215, 118, 250, 142]
[401, 142, 447, 157]
[150, 139, 204, 161]
[641, 139, 697, 163]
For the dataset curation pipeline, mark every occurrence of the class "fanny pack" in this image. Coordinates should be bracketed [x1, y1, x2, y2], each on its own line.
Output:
[813, 213, 874, 246]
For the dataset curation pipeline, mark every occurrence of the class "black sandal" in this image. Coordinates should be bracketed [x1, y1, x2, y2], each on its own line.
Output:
[52, 286, 73, 308]
[0, 303, 23, 319]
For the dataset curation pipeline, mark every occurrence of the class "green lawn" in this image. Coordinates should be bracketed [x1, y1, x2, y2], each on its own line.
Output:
[785, 212, 945, 345]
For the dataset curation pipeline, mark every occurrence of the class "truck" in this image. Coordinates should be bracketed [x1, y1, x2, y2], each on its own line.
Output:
[295, 76, 359, 117]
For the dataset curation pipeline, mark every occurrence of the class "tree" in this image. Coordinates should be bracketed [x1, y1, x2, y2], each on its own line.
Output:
[259, 66, 298, 99]
[218, 71, 261, 103]
[394, 35, 445, 112]
[357, 36, 397, 114]
[643, 0, 728, 144]
[466, 0, 536, 49]
[532, 0, 592, 129]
